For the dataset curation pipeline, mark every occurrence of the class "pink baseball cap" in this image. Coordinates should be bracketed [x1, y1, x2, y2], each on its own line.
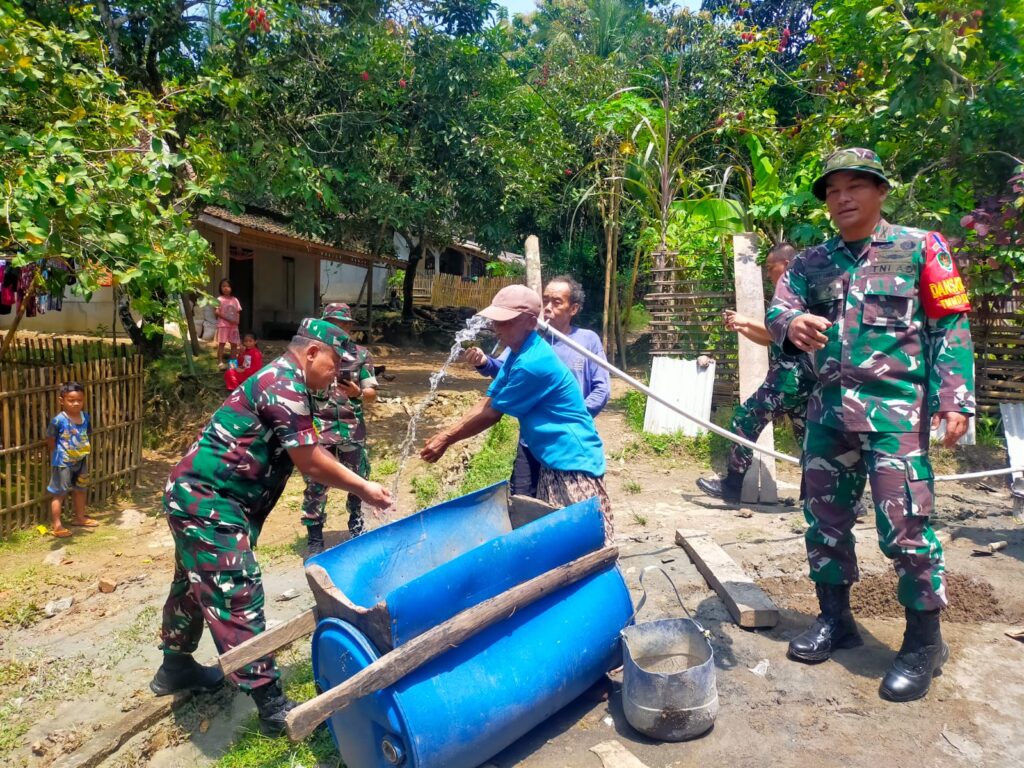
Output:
[476, 285, 542, 322]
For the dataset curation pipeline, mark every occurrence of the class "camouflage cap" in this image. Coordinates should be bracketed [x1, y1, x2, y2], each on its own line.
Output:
[296, 317, 349, 358]
[812, 147, 890, 200]
[322, 302, 355, 323]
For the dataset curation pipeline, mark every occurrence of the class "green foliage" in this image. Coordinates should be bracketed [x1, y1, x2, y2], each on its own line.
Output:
[974, 412, 1005, 449]
[0, 2, 218, 333]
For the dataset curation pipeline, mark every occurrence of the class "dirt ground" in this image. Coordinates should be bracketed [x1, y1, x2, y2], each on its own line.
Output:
[2, 346, 1023, 768]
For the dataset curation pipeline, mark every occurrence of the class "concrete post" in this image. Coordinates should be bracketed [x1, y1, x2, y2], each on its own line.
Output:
[733, 233, 778, 504]
[525, 236, 542, 297]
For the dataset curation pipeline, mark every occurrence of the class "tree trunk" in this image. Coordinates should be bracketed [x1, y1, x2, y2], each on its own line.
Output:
[118, 294, 164, 359]
[401, 231, 426, 322]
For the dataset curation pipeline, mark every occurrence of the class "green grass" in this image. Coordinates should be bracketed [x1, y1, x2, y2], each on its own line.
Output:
[370, 456, 399, 482]
[411, 473, 441, 509]
[457, 416, 518, 496]
[215, 659, 338, 768]
[619, 390, 731, 468]
[623, 480, 642, 495]
[257, 532, 307, 564]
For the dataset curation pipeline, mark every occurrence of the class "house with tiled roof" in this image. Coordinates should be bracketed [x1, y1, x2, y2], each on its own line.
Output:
[1, 205, 523, 339]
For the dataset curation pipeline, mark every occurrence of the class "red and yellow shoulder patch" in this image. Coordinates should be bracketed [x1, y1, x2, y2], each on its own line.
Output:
[921, 232, 971, 318]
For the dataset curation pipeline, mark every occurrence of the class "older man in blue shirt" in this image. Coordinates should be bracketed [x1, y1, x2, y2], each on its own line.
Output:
[464, 276, 610, 496]
[423, 284, 612, 537]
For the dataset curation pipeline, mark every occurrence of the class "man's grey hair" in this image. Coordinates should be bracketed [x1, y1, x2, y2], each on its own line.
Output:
[547, 275, 585, 308]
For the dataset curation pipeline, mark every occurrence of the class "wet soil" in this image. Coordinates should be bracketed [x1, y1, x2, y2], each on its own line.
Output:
[760, 572, 1015, 624]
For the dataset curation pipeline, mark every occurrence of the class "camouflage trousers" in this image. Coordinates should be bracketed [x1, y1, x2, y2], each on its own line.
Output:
[159, 513, 277, 691]
[727, 384, 808, 477]
[802, 422, 946, 611]
[301, 443, 369, 534]
[536, 468, 613, 543]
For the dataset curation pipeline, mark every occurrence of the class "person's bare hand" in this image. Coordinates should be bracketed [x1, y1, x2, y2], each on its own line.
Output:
[420, 432, 450, 463]
[788, 314, 832, 352]
[462, 347, 487, 367]
[338, 379, 361, 399]
[723, 309, 738, 331]
[360, 481, 392, 512]
[932, 412, 969, 448]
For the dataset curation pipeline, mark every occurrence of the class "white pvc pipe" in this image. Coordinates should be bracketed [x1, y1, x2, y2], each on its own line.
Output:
[536, 319, 799, 465]
[536, 319, 1021, 485]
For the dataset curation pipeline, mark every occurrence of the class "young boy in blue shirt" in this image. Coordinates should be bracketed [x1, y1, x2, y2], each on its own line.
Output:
[46, 381, 96, 537]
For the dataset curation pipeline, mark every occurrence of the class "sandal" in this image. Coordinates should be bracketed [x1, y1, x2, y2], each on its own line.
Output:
[71, 518, 100, 528]
[52, 528, 73, 538]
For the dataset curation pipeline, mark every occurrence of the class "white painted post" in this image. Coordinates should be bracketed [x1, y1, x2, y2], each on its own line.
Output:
[525, 236, 542, 297]
[733, 233, 778, 504]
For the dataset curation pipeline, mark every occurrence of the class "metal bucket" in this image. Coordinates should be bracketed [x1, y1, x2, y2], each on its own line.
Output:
[621, 566, 719, 742]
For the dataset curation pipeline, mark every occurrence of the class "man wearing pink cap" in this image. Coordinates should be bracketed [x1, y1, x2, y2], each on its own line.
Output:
[421, 285, 612, 537]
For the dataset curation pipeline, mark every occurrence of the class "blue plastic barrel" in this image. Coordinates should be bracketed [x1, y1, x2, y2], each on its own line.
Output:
[308, 485, 632, 768]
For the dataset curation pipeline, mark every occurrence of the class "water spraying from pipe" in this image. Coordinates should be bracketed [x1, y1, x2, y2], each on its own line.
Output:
[388, 315, 491, 510]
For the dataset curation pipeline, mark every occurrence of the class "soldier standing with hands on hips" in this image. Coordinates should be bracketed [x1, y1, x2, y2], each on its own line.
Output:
[767, 148, 974, 702]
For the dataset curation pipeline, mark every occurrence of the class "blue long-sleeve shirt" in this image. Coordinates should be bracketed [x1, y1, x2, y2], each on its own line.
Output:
[476, 326, 611, 416]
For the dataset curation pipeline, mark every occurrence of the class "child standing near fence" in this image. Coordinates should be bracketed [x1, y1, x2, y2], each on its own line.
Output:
[46, 382, 96, 538]
[215, 278, 242, 370]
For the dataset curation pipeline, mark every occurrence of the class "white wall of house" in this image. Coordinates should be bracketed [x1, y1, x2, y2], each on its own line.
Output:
[0, 286, 117, 335]
[319, 262, 390, 304]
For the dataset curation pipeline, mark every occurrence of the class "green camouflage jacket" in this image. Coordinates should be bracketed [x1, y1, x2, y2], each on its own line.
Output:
[312, 344, 377, 446]
[767, 220, 975, 433]
[164, 353, 317, 552]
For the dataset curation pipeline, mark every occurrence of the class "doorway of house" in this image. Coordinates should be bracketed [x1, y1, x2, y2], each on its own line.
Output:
[229, 251, 255, 336]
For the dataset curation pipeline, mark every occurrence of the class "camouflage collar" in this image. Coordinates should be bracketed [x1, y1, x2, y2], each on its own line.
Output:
[824, 218, 893, 256]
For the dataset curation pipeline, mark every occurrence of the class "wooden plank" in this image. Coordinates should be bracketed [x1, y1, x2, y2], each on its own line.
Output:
[50, 691, 194, 768]
[675, 529, 778, 628]
[590, 740, 653, 768]
[286, 545, 619, 741]
[218, 608, 317, 675]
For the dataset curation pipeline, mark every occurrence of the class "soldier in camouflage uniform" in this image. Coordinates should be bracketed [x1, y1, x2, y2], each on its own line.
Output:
[698, 244, 814, 500]
[151, 318, 392, 735]
[302, 303, 378, 553]
[767, 148, 974, 702]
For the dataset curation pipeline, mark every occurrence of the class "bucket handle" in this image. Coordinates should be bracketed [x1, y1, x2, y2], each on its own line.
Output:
[629, 565, 711, 640]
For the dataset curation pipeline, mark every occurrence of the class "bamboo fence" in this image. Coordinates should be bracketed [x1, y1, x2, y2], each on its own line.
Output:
[0, 337, 144, 535]
[645, 273, 740, 405]
[971, 292, 1024, 410]
[415, 273, 520, 310]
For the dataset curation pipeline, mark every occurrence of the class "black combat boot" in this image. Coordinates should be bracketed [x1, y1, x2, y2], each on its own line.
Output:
[787, 583, 864, 663]
[696, 470, 744, 502]
[150, 653, 224, 696]
[879, 608, 948, 702]
[306, 524, 325, 556]
[251, 680, 299, 736]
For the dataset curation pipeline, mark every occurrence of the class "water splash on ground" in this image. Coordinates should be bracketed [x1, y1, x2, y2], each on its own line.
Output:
[388, 315, 491, 513]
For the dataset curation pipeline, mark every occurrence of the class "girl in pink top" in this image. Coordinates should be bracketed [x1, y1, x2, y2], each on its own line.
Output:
[215, 278, 242, 369]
